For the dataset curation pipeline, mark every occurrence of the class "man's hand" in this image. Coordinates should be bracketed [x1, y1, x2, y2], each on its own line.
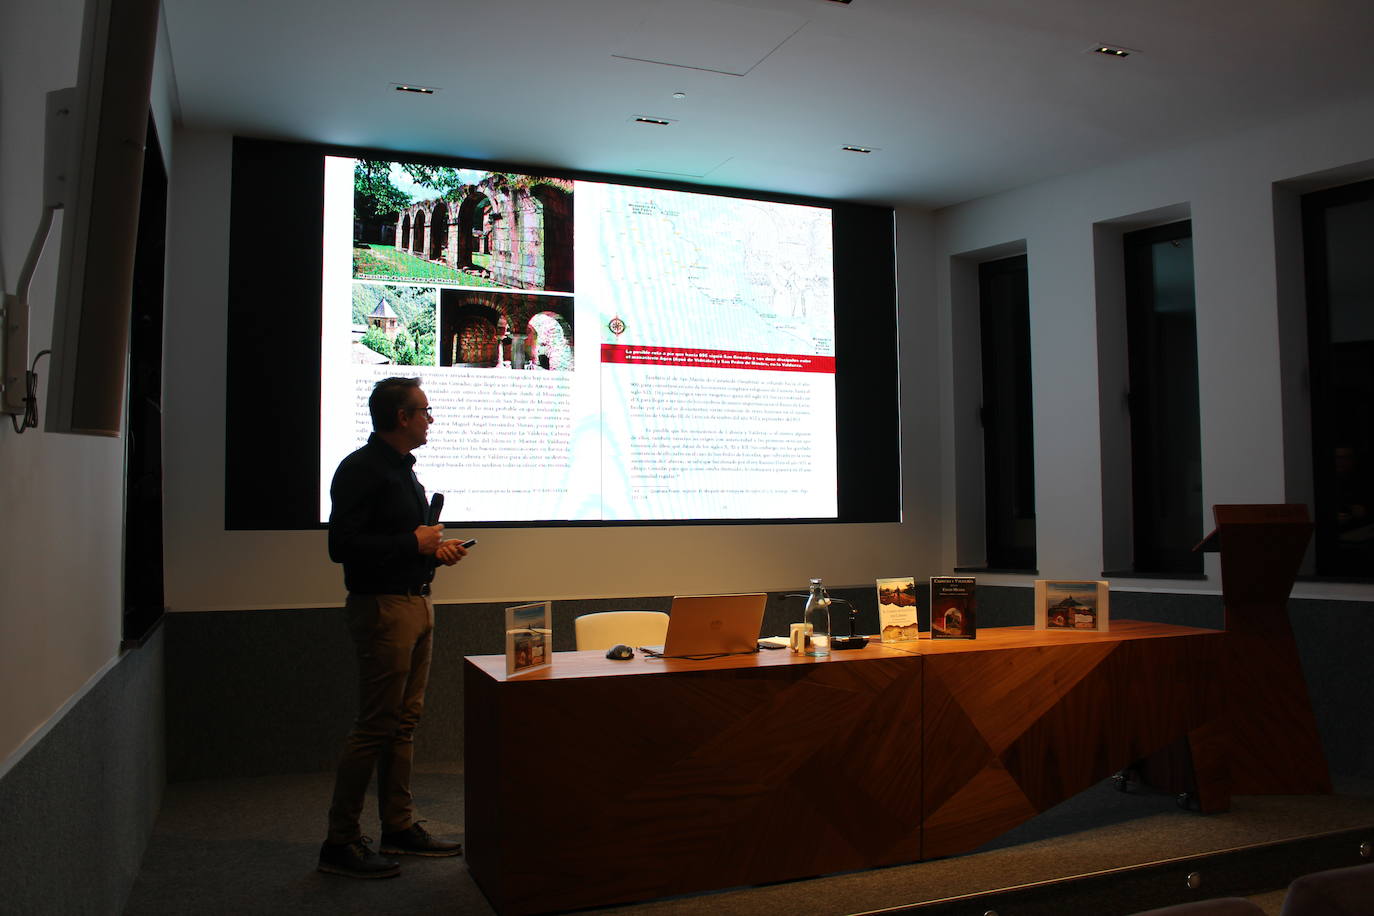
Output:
[435, 539, 469, 566]
[414, 524, 444, 555]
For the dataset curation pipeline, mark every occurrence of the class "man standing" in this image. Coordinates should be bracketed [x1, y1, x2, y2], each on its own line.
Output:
[318, 377, 468, 879]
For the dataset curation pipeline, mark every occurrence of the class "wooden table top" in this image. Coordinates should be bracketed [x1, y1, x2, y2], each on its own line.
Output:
[464, 619, 1222, 683]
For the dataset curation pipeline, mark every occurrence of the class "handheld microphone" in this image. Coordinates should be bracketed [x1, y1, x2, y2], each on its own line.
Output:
[427, 492, 444, 526]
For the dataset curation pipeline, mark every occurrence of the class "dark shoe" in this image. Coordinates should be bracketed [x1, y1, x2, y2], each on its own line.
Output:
[379, 821, 463, 857]
[317, 835, 401, 878]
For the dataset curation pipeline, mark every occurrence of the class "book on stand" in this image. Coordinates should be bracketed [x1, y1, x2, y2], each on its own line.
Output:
[1034, 580, 1110, 632]
[930, 576, 976, 639]
[875, 576, 921, 642]
[505, 601, 552, 676]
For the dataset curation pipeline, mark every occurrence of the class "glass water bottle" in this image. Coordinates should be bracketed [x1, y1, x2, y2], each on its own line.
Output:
[803, 578, 832, 657]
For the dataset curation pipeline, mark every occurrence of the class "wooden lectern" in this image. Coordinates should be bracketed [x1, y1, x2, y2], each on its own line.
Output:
[1197, 504, 1331, 795]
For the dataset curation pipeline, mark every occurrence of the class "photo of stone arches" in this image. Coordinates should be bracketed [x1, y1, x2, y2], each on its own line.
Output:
[353, 160, 573, 294]
[439, 290, 574, 371]
[350, 282, 437, 366]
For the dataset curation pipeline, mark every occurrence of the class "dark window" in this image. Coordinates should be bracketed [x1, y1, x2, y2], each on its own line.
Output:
[1302, 179, 1374, 579]
[1123, 221, 1203, 574]
[978, 255, 1036, 570]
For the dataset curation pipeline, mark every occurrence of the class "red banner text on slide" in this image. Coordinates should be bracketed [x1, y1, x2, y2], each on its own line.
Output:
[600, 344, 835, 374]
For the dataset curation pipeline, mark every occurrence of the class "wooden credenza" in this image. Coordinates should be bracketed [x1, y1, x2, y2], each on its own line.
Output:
[464, 621, 1233, 915]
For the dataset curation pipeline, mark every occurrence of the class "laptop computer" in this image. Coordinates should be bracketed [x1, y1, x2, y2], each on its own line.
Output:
[644, 593, 768, 658]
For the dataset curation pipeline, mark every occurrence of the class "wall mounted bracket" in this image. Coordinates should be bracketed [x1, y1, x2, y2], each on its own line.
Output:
[2, 293, 30, 414]
[2, 89, 76, 419]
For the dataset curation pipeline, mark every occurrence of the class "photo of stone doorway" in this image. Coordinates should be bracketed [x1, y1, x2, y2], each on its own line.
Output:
[438, 290, 574, 371]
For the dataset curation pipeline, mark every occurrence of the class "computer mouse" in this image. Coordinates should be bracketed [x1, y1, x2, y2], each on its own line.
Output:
[605, 644, 635, 660]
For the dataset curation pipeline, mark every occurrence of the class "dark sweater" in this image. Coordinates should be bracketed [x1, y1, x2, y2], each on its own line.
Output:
[328, 433, 435, 594]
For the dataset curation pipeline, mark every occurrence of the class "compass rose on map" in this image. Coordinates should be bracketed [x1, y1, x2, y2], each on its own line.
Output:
[608, 315, 626, 336]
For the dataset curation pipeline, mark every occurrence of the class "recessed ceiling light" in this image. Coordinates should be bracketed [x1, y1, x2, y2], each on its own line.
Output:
[672, 92, 687, 101]
[632, 116, 675, 126]
[1091, 44, 1135, 58]
[393, 84, 438, 94]
[842, 145, 875, 154]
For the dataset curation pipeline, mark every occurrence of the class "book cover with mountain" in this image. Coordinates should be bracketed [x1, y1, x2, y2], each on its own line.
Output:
[1034, 580, 1111, 632]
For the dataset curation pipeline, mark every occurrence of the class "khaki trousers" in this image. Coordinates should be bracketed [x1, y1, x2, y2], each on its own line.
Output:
[326, 593, 434, 844]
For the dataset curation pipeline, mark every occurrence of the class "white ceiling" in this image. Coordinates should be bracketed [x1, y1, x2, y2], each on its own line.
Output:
[160, 0, 1374, 209]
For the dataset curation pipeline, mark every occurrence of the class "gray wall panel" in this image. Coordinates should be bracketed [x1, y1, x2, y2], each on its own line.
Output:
[0, 627, 165, 915]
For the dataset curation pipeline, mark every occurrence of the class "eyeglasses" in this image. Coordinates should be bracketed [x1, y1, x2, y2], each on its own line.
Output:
[403, 406, 433, 419]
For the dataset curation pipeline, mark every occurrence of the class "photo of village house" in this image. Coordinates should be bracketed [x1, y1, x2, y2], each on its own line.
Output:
[352, 159, 573, 294]
[350, 282, 437, 366]
[438, 290, 574, 371]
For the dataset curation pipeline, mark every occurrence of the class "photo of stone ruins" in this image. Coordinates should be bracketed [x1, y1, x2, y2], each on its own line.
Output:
[353, 161, 573, 294]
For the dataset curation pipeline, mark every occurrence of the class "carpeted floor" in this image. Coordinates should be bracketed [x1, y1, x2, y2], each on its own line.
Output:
[123, 770, 1374, 915]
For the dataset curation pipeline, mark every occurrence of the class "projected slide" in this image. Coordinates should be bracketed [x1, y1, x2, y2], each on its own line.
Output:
[319, 156, 836, 523]
[580, 183, 835, 520]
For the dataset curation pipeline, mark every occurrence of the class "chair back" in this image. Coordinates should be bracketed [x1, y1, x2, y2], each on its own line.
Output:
[1129, 899, 1264, 915]
[574, 611, 670, 651]
[1281, 862, 1374, 916]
